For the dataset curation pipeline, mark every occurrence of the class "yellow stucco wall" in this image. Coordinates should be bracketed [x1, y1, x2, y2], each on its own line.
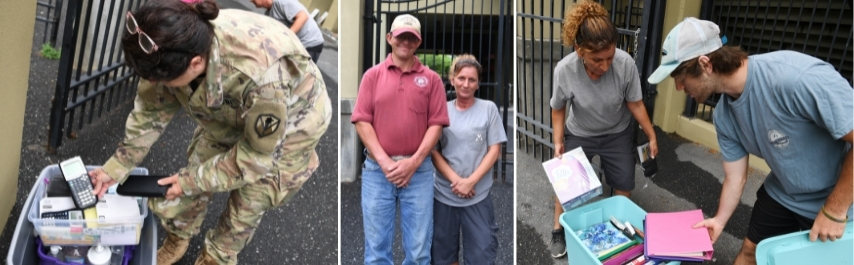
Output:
[652, 0, 700, 132]
[0, 1, 35, 231]
[298, 0, 337, 33]
[340, 0, 362, 99]
[655, 0, 770, 172]
[324, 0, 338, 32]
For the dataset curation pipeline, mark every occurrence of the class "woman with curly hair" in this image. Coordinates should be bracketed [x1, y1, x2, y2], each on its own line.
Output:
[547, 0, 658, 259]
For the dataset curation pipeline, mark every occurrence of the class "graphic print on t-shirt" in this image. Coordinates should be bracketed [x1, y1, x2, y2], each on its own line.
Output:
[767, 129, 789, 149]
[414, 76, 428, 88]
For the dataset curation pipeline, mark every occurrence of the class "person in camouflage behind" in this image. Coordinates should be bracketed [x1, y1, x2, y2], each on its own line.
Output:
[86, 0, 331, 264]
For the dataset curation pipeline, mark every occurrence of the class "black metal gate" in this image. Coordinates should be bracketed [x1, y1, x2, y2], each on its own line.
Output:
[516, 0, 665, 160]
[362, 0, 514, 180]
[48, 0, 146, 150]
[35, 0, 63, 46]
[686, 0, 854, 122]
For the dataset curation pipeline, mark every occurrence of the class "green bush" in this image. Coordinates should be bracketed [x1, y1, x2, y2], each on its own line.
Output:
[416, 54, 453, 76]
[41, 43, 61, 60]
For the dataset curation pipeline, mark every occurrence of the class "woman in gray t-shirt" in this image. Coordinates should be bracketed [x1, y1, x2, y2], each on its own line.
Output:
[545, 1, 659, 259]
[431, 55, 507, 264]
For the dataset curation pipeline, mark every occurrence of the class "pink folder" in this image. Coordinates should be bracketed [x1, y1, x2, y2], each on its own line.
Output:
[645, 209, 714, 261]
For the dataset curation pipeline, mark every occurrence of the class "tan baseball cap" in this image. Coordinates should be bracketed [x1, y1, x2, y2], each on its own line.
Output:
[390, 14, 421, 40]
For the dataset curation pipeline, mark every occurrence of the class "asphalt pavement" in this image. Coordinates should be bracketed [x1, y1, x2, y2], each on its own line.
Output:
[0, 2, 339, 264]
[516, 127, 768, 264]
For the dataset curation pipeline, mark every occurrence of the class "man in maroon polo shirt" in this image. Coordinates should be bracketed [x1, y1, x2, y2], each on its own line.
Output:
[351, 14, 449, 265]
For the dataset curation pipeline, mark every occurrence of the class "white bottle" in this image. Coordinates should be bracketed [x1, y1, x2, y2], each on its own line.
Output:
[42, 246, 64, 264]
[86, 244, 111, 265]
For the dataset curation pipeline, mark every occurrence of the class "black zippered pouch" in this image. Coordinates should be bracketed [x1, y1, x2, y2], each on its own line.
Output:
[116, 175, 171, 197]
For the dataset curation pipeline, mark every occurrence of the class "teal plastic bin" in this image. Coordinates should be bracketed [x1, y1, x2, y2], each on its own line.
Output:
[560, 196, 679, 265]
[6, 165, 156, 265]
[756, 221, 853, 265]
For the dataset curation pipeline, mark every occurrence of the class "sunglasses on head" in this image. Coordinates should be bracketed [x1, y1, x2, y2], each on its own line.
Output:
[125, 11, 159, 54]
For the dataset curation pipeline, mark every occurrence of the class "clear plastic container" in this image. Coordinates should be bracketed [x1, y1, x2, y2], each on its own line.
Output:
[27, 166, 149, 246]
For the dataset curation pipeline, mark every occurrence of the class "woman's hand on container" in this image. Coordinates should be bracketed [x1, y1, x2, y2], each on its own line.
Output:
[88, 168, 117, 200]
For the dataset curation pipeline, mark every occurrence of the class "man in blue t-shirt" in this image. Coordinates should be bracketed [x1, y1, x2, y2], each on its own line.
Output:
[649, 18, 853, 265]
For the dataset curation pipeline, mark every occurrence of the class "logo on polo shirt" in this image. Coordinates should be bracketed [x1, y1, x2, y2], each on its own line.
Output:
[414, 76, 428, 88]
[767, 129, 789, 149]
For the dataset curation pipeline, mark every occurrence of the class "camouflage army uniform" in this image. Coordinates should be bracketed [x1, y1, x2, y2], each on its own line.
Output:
[101, 9, 331, 264]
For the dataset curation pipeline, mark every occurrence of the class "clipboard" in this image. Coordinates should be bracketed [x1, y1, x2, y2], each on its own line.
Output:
[116, 175, 171, 197]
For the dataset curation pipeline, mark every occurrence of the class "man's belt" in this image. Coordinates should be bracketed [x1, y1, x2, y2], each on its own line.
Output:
[367, 152, 412, 162]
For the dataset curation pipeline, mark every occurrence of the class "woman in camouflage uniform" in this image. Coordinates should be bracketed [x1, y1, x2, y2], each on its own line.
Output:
[87, 0, 331, 264]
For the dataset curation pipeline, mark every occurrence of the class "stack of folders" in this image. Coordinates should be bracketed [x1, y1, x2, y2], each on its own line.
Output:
[644, 209, 714, 262]
[575, 220, 663, 265]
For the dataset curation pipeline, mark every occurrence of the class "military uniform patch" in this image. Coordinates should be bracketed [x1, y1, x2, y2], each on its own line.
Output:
[255, 114, 280, 138]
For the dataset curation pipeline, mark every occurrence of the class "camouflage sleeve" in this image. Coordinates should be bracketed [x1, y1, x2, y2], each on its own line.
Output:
[177, 59, 309, 195]
[102, 79, 181, 183]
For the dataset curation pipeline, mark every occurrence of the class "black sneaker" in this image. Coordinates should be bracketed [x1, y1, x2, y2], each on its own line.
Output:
[550, 228, 567, 258]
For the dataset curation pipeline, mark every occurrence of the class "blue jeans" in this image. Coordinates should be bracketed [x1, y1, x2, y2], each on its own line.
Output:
[362, 157, 434, 265]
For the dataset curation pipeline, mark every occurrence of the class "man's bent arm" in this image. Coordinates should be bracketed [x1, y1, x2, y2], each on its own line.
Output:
[290, 10, 309, 34]
[355, 121, 391, 165]
[823, 130, 854, 219]
[414, 125, 443, 164]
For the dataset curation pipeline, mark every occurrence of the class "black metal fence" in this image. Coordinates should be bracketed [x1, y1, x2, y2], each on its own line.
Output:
[48, 0, 146, 150]
[516, 0, 665, 161]
[35, 0, 64, 46]
[688, 0, 854, 122]
[362, 0, 514, 180]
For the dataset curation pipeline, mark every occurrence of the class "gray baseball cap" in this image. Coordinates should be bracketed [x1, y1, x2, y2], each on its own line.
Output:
[648, 17, 723, 84]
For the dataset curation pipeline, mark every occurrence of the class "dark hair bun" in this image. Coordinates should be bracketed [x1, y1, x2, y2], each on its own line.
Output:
[195, 0, 219, 20]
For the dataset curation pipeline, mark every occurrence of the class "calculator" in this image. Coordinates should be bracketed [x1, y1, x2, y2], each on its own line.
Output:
[58, 156, 97, 209]
[41, 211, 69, 220]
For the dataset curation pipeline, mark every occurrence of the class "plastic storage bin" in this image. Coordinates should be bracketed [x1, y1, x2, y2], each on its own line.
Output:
[6, 165, 156, 265]
[560, 196, 679, 265]
[28, 165, 148, 246]
[755, 221, 853, 265]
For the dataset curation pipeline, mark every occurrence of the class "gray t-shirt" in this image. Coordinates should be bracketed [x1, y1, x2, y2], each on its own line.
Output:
[714, 51, 854, 220]
[434, 99, 508, 207]
[267, 0, 325, 48]
[549, 49, 642, 137]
